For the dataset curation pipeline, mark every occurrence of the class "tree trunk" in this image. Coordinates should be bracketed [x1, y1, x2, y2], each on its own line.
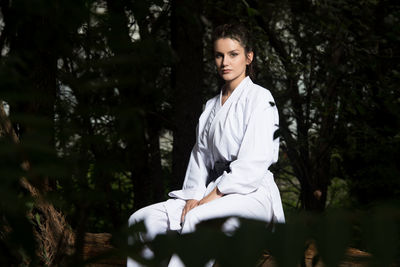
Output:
[6, 5, 57, 193]
[170, 0, 204, 189]
[106, 0, 168, 209]
[147, 112, 165, 202]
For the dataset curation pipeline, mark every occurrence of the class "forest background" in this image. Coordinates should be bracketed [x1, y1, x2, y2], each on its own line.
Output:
[0, 0, 399, 266]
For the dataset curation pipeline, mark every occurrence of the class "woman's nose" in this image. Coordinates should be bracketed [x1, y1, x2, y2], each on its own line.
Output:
[221, 55, 229, 66]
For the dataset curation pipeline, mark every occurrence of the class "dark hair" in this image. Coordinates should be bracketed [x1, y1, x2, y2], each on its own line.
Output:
[212, 24, 256, 80]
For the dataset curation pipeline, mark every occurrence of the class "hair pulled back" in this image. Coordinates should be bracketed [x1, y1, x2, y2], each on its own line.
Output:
[212, 24, 256, 80]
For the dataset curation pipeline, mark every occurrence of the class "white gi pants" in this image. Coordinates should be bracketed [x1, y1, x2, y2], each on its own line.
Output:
[127, 193, 273, 267]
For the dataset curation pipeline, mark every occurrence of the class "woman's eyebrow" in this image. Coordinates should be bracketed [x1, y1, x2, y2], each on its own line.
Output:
[215, 49, 240, 53]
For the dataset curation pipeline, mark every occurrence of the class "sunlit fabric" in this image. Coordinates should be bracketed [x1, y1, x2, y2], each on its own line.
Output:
[168, 76, 284, 224]
[128, 77, 284, 267]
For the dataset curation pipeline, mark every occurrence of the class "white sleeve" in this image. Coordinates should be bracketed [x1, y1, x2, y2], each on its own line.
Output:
[217, 101, 279, 195]
[180, 141, 208, 198]
[168, 125, 209, 200]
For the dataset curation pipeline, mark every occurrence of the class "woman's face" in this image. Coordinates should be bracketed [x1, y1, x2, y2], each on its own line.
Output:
[214, 38, 253, 87]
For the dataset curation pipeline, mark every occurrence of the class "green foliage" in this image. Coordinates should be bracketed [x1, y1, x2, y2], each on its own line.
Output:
[118, 207, 399, 266]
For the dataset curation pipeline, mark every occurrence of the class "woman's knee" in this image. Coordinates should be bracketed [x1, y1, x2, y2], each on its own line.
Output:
[128, 212, 139, 226]
[128, 202, 168, 228]
[128, 207, 148, 226]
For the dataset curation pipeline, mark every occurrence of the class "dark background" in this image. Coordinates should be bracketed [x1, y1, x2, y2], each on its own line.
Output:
[0, 0, 399, 265]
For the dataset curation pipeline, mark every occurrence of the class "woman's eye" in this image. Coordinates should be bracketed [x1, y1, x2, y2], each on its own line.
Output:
[230, 53, 238, 57]
[215, 54, 222, 58]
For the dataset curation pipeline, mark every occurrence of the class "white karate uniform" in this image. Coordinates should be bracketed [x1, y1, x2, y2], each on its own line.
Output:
[128, 76, 285, 267]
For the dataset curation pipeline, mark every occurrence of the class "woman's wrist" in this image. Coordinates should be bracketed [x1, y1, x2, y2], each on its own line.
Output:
[216, 187, 224, 197]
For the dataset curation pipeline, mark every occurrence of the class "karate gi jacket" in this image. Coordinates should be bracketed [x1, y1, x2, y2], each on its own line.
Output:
[168, 76, 285, 226]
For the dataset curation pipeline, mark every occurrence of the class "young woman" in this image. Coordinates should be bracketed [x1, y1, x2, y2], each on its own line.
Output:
[128, 23, 285, 267]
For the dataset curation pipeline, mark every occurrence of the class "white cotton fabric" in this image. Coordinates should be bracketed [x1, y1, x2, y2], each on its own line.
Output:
[168, 76, 284, 223]
[128, 194, 273, 267]
[127, 77, 285, 267]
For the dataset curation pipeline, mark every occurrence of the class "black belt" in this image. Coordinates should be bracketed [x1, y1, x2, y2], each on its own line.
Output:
[207, 161, 231, 185]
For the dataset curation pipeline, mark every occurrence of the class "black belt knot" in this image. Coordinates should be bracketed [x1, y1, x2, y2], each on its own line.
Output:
[207, 161, 231, 185]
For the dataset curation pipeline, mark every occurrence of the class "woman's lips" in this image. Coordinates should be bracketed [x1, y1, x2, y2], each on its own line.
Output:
[222, 69, 232, 74]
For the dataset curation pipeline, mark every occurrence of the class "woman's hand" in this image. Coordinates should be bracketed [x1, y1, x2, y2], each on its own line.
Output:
[198, 187, 224, 206]
[181, 199, 199, 223]
[180, 188, 225, 223]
